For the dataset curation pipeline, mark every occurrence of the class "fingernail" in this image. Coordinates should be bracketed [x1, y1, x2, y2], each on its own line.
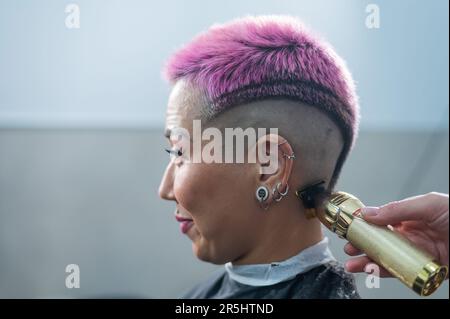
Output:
[344, 261, 351, 271]
[361, 207, 378, 217]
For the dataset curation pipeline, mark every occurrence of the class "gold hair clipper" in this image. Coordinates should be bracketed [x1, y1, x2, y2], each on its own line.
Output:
[317, 192, 448, 296]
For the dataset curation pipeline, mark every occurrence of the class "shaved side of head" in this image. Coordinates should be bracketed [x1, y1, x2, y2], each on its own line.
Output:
[167, 79, 343, 191]
[205, 98, 344, 191]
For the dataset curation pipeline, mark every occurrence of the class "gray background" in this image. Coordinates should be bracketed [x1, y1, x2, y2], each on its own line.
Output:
[0, 0, 448, 298]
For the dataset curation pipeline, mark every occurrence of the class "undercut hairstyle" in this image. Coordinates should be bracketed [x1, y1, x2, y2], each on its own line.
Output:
[163, 15, 360, 189]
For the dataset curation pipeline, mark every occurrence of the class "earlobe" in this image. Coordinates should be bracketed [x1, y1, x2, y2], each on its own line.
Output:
[255, 185, 270, 210]
[256, 185, 269, 202]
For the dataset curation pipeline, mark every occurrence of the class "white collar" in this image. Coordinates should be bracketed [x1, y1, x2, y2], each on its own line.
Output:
[224, 237, 335, 286]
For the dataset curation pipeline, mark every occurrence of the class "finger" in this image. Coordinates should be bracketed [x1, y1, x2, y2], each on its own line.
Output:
[363, 262, 392, 278]
[343, 242, 363, 256]
[345, 257, 392, 278]
[345, 256, 371, 273]
[361, 193, 448, 225]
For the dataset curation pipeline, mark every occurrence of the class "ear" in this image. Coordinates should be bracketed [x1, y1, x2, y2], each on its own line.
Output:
[251, 134, 295, 204]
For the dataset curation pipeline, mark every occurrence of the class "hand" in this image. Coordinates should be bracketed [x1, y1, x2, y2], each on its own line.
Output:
[344, 192, 449, 277]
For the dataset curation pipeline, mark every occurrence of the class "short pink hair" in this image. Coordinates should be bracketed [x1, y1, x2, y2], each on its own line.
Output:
[163, 15, 359, 189]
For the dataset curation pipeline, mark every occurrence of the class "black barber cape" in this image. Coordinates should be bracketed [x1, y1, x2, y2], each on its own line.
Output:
[182, 261, 360, 299]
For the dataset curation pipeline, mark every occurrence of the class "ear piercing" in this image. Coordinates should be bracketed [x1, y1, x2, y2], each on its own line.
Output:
[255, 182, 289, 209]
[272, 182, 289, 202]
[255, 185, 269, 203]
[283, 153, 295, 160]
[278, 140, 295, 160]
[255, 140, 293, 209]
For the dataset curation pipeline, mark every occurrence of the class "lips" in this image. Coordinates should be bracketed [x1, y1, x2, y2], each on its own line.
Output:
[175, 214, 194, 234]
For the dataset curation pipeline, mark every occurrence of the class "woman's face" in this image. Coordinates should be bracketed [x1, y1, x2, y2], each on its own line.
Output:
[158, 81, 264, 264]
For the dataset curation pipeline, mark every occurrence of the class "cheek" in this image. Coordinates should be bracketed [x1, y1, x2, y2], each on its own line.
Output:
[173, 163, 254, 221]
[172, 163, 214, 213]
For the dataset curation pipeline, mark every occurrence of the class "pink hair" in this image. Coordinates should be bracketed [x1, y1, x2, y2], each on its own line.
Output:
[163, 15, 359, 189]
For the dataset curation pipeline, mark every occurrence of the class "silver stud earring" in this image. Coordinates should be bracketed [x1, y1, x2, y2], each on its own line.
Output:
[256, 185, 269, 203]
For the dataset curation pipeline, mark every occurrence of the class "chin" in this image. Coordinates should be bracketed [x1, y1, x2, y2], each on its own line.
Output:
[192, 241, 231, 265]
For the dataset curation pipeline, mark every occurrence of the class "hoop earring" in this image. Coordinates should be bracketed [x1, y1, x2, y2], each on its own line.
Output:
[273, 182, 289, 202]
[277, 182, 289, 196]
[278, 141, 295, 160]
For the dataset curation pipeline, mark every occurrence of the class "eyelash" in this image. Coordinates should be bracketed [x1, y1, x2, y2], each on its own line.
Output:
[165, 147, 183, 158]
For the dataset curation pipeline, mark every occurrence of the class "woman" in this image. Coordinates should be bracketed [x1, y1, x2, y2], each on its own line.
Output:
[159, 16, 360, 299]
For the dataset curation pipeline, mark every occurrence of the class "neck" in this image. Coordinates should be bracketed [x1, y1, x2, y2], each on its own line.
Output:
[232, 207, 323, 265]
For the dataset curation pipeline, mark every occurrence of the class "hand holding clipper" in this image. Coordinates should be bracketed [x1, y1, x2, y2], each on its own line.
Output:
[297, 184, 448, 296]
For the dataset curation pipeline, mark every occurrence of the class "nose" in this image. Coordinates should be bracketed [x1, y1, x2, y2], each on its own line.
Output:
[158, 162, 176, 201]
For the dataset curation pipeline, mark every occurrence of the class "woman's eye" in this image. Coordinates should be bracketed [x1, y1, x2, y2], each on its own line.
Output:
[165, 147, 183, 159]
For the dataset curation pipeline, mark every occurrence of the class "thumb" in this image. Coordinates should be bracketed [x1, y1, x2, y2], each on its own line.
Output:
[361, 205, 410, 226]
[361, 193, 447, 226]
